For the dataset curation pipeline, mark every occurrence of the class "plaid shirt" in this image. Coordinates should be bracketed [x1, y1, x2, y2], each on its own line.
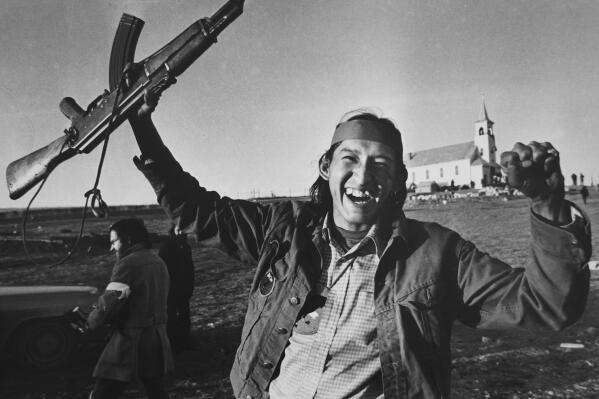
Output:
[269, 215, 384, 399]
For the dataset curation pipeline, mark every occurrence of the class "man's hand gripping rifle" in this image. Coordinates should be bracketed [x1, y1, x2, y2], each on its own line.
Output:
[6, 0, 244, 201]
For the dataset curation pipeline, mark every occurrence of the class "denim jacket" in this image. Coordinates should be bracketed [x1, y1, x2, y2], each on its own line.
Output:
[136, 152, 591, 398]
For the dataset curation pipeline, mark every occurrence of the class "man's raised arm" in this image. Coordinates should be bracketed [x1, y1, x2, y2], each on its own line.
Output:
[127, 92, 273, 266]
[501, 141, 571, 224]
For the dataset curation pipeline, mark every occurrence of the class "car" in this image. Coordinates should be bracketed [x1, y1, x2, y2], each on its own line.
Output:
[0, 285, 101, 370]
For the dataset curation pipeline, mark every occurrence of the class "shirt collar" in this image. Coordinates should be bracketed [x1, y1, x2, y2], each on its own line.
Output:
[322, 212, 385, 257]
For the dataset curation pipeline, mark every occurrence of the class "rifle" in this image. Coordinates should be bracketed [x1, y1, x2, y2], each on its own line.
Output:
[6, 0, 245, 200]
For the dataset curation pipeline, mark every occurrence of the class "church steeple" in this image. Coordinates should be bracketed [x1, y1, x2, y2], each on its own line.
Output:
[477, 97, 493, 124]
[475, 98, 494, 137]
[474, 99, 497, 163]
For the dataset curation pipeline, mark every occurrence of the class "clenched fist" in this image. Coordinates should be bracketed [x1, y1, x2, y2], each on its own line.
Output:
[501, 141, 570, 224]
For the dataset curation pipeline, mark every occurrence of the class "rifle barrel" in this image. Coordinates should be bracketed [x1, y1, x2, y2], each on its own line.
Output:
[5, 0, 245, 200]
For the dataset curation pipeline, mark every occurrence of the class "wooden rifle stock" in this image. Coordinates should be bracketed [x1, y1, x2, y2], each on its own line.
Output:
[6, 0, 244, 200]
[6, 136, 76, 199]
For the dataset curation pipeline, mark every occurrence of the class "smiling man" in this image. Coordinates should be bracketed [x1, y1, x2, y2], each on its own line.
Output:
[321, 117, 405, 232]
[130, 102, 591, 398]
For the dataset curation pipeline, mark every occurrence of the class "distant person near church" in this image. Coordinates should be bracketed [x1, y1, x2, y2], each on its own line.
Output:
[159, 225, 195, 352]
[581, 186, 589, 205]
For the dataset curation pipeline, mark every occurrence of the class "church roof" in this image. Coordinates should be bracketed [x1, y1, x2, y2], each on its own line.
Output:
[405, 141, 476, 168]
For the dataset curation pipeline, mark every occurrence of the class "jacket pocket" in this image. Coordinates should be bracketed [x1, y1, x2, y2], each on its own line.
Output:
[254, 239, 291, 293]
[396, 281, 450, 343]
[396, 282, 451, 396]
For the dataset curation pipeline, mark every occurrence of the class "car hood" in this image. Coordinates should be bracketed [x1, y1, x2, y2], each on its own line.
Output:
[0, 285, 100, 316]
[0, 286, 99, 295]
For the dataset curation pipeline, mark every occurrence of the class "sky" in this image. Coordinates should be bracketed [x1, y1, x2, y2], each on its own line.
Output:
[1, 0, 598, 209]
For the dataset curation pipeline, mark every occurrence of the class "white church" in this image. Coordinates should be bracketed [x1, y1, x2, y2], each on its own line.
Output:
[405, 102, 501, 191]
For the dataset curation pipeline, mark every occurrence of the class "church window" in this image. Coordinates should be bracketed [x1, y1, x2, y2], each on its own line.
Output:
[480, 147, 484, 157]
[425, 170, 429, 180]
[479, 127, 484, 136]
[440, 167, 444, 178]
[455, 165, 459, 175]
[488, 128, 493, 136]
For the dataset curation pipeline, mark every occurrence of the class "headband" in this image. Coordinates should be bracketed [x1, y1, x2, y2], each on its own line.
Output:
[331, 119, 403, 152]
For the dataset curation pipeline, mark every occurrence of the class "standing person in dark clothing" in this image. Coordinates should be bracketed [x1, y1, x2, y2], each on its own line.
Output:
[159, 225, 195, 352]
[86, 218, 174, 399]
[581, 185, 589, 205]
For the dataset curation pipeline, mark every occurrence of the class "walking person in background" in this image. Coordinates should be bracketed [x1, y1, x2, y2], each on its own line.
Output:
[86, 218, 174, 399]
[159, 225, 195, 352]
[128, 90, 591, 398]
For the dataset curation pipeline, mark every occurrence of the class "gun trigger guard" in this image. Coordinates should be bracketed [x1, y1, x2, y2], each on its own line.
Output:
[63, 127, 79, 144]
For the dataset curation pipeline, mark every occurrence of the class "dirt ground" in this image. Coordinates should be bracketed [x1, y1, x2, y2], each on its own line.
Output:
[0, 191, 597, 398]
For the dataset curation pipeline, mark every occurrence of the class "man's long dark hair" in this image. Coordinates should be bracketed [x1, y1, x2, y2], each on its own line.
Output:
[109, 218, 152, 249]
[309, 110, 408, 211]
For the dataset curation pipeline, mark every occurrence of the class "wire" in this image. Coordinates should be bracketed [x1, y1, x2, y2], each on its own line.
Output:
[21, 66, 130, 267]
[21, 138, 92, 267]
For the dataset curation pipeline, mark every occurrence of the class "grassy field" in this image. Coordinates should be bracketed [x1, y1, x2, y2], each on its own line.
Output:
[0, 190, 597, 398]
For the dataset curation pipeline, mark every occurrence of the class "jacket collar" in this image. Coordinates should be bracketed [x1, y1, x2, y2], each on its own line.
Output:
[120, 242, 148, 259]
[377, 205, 408, 256]
[390, 208, 409, 242]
